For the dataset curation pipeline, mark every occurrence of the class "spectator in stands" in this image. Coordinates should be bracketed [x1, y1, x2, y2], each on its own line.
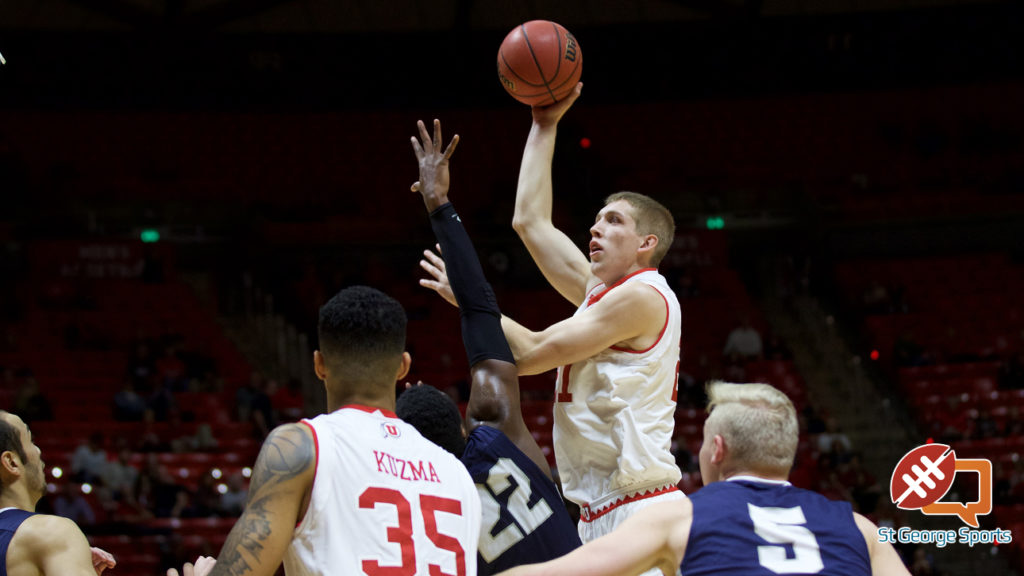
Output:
[155, 344, 187, 391]
[969, 409, 999, 440]
[70, 432, 107, 484]
[893, 330, 931, 367]
[762, 332, 793, 361]
[173, 423, 218, 452]
[271, 377, 305, 423]
[862, 280, 890, 314]
[100, 442, 139, 503]
[140, 454, 189, 518]
[52, 482, 96, 527]
[722, 316, 763, 361]
[234, 370, 264, 423]
[112, 379, 148, 422]
[816, 417, 852, 456]
[14, 374, 52, 423]
[910, 547, 935, 576]
[998, 352, 1024, 389]
[248, 378, 276, 440]
[184, 469, 220, 519]
[138, 410, 171, 452]
[1004, 406, 1024, 437]
[217, 472, 247, 518]
[128, 340, 156, 391]
[838, 452, 881, 514]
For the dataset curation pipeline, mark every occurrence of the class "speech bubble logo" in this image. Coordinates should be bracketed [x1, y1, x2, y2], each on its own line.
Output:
[920, 458, 992, 528]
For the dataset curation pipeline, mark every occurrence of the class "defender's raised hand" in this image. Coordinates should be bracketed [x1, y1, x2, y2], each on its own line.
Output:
[410, 118, 460, 211]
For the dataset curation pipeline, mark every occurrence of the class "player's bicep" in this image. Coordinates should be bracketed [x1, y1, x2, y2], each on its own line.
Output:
[21, 515, 97, 576]
[854, 513, 912, 576]
[210, 423, 316, 576]
[517, 222, 592, 306]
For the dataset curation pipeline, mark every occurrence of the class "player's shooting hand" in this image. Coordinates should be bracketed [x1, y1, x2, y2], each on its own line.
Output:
[532, 82, 582, 128]
[419, 244, 457, 308]
[90, 547, 116, 575]
[410, 119, 459, 212]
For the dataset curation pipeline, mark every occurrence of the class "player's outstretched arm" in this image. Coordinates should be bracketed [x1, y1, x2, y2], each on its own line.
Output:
[12, 514, 104, 576]
[501, 280, 666, 376]
[853, 513, 912, 576]
[495, 497, 690, 576]
[206, 423, 315, 576]
[411, 118, 551, 477]
[512, 82, 592, 307]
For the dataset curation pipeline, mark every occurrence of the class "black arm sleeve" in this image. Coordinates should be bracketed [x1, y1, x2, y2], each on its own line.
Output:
[428, 202, 516, 367]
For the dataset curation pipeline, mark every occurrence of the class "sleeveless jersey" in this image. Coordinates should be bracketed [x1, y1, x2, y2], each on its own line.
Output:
[681, 477, 871, 576]
[553, 268, 683, 511]
[461, 425, 581, 574]
[284, 405, 481, 576]
[0, 508, 34, 576]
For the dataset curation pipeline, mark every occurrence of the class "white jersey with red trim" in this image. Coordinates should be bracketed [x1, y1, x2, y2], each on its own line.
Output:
[553, 268, 683, 513]
[284, 405, 481, 576]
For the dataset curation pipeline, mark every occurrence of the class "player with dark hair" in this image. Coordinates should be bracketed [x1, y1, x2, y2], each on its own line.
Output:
[420, 85, 684, 549]
[494, 382, 911, 576]
[0, 410, 117, 576]
[168, 285, 481, 576]
[402, 119, 580, 574]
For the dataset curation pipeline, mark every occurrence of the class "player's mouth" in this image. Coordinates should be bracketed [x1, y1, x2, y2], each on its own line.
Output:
[589, 241, 603, 258]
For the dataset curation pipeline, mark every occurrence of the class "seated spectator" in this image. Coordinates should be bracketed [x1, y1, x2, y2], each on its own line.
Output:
[52, 482, 97, 527]
[235, 371, 264, 423]
[155, 344, 187, 391]
[763, 333, 793, 360]
[171, 422, 218, 452]
[185, 470, 221, 519]
[722, 317, 763, 361]
[272, 377, 305, 423]
[999, 352, 1024, 389]
[71, 432, 108, 484]
[100, 442, 139, 502]
[862, 280, 890, 314]
[893, 331, 931, 367]
[816, 417, 852, 456]
[969, 409, 999, 440]
[127, 340, 156, 390]
[838, 453, 881, 514]
[14, 373, 52, 423]
[218, 473, 248, 517]
[112, 379, 148, 421]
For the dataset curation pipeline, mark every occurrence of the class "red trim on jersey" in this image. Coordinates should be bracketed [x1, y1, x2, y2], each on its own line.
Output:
[586, 268, 657, 306]
[609, 285, 669, 354]
[296, 419, 319, 529]
[338, 404, 399, 418]
[578, 484, 679, 523]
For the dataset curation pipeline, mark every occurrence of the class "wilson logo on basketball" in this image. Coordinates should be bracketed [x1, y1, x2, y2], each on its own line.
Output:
[890, 443, 956, 510]
[381, 422, 401, 439]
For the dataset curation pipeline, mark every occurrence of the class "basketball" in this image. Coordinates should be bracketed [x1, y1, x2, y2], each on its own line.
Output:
[497, 20, 582, 107]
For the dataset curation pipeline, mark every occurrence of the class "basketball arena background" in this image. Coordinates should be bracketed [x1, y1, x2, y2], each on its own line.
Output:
[1, 1, 1022, 574]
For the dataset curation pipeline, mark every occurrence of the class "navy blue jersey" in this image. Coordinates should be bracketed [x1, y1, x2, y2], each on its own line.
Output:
[0, 508, 35, 576]
[461, 425, 581, 575]
[681, 478, 870, 576]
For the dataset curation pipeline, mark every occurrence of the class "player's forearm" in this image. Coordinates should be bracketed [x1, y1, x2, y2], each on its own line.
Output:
[511, 122, 558, 235]
[500, 315, 554, 376]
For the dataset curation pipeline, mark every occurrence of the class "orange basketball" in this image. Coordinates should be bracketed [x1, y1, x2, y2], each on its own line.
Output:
[497, 20, 582, 107]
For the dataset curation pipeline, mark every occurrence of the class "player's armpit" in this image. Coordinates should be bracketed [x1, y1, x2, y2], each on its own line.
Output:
[504, 281, 666, 376]
[15, 514, 98, 576]
[208, 423, 316, 576]
[853, 513, 912, 576]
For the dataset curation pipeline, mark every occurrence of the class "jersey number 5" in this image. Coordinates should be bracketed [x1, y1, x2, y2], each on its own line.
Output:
[477, 458, 554, 562]
[748, 504, 824, 574]
[359, 487, 467, 576]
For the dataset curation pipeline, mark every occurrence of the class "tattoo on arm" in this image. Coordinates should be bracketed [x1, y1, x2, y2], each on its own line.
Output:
[210, 424, 315, 576]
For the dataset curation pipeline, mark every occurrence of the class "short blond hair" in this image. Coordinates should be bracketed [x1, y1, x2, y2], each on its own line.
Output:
[705, 381, 798, 474]
[604, 192, 675, 267]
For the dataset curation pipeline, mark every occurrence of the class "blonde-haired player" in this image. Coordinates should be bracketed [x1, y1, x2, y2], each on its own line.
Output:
[495, 382, 911, 576]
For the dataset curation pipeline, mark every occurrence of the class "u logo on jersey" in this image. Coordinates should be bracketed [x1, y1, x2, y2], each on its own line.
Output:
[381, 422, 402, 439]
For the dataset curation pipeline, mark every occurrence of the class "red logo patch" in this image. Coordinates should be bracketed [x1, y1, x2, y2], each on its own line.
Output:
[381, 422, 401, 439]
[890, 443, 956, 510]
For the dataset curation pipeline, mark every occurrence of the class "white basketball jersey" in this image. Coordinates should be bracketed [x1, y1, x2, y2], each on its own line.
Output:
[553, 268, 683, 511]
[285, 405, 481, 576]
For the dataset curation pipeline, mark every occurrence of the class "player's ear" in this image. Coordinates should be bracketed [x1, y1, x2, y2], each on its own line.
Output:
[638, 234, 658, 258]
[395, 352, 412, 382]
[313, 350, 327, 382]
[711, 434, 727, 465]
[0, 450, 20, 477]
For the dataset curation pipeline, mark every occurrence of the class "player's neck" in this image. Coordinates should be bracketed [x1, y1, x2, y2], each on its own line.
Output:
[722, 469, 788, 483]
[0, 486, 37, 513]
[595, 263, 651, 287]
[326, 388, 396, 414]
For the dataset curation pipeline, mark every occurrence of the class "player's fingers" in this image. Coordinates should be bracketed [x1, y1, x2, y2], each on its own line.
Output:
[442, 134, 460, 160]
[420, 259, 443, 280]
[410, 135, 424, 160]
[417, 119, 433, 153]
[435, 242, 443, 256]
[410, 181, 420, 193]
[433, 119, 442, 151]
[422, 249, 446, 272]
[419, 278, 443, 292]
[166, 569, 180, 576]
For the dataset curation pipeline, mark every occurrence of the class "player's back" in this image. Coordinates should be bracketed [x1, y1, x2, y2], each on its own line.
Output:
[681, 477, 870, 576]
[0, 508, 35, 576]
[285, 405, 481, 576]
[461, 425, 581, 575]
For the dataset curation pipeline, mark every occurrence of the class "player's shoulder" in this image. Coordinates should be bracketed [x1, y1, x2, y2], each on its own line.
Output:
[13, 513, 85, 550]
